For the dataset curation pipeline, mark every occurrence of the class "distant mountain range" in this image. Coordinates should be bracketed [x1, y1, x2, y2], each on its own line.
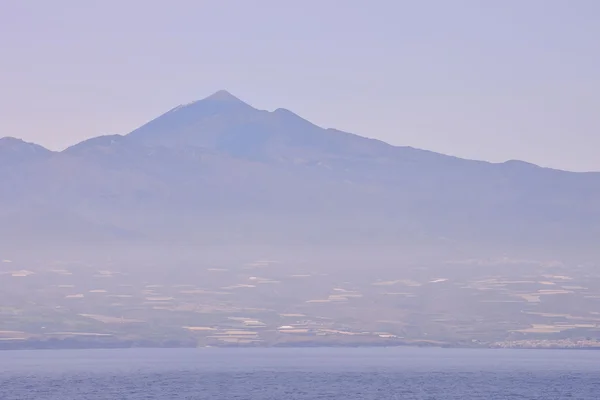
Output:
[1, 90, 599, 260]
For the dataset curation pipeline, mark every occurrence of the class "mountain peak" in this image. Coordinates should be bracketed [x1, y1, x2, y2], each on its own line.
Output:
[0, 136, 26, 145]
[203, 90, 245, 103]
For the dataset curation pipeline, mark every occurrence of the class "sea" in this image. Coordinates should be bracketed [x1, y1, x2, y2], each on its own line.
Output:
[0, 347, 598, 399]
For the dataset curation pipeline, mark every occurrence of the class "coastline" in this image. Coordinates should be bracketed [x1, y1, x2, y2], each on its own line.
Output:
[1, 339, 599, 352]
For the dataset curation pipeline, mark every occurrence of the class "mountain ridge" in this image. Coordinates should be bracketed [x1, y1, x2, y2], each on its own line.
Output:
[2, 90, 593, 172]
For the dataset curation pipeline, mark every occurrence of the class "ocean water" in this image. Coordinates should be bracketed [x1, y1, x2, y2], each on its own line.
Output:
[0, 347, 598, 399]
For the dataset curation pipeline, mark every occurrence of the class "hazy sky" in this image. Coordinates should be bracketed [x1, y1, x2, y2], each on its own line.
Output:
[1, 0, 599, 171]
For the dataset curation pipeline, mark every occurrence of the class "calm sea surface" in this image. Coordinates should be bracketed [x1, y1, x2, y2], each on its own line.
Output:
[0, 347, 598, 399]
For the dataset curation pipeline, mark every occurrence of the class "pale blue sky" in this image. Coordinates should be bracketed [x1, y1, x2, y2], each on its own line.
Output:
[1, 0, 599, 171]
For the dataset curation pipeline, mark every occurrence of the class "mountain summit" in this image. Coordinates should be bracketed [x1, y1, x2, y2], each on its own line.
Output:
[1, 92, 599, 259]
[203, 89, 247, 103]
[128, 90, 398, 161]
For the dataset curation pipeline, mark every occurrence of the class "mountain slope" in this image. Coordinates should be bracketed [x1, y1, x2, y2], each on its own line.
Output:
[0, 137, 54, 166]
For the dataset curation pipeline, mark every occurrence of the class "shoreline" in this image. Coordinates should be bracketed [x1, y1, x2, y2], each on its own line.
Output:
[1, 341, 599, 352]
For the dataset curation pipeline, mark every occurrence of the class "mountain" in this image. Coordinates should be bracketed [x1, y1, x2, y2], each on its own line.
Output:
[1, 91, 599, 261]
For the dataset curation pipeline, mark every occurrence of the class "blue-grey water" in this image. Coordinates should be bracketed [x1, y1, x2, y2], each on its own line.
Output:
[0, 348, 598, 399]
